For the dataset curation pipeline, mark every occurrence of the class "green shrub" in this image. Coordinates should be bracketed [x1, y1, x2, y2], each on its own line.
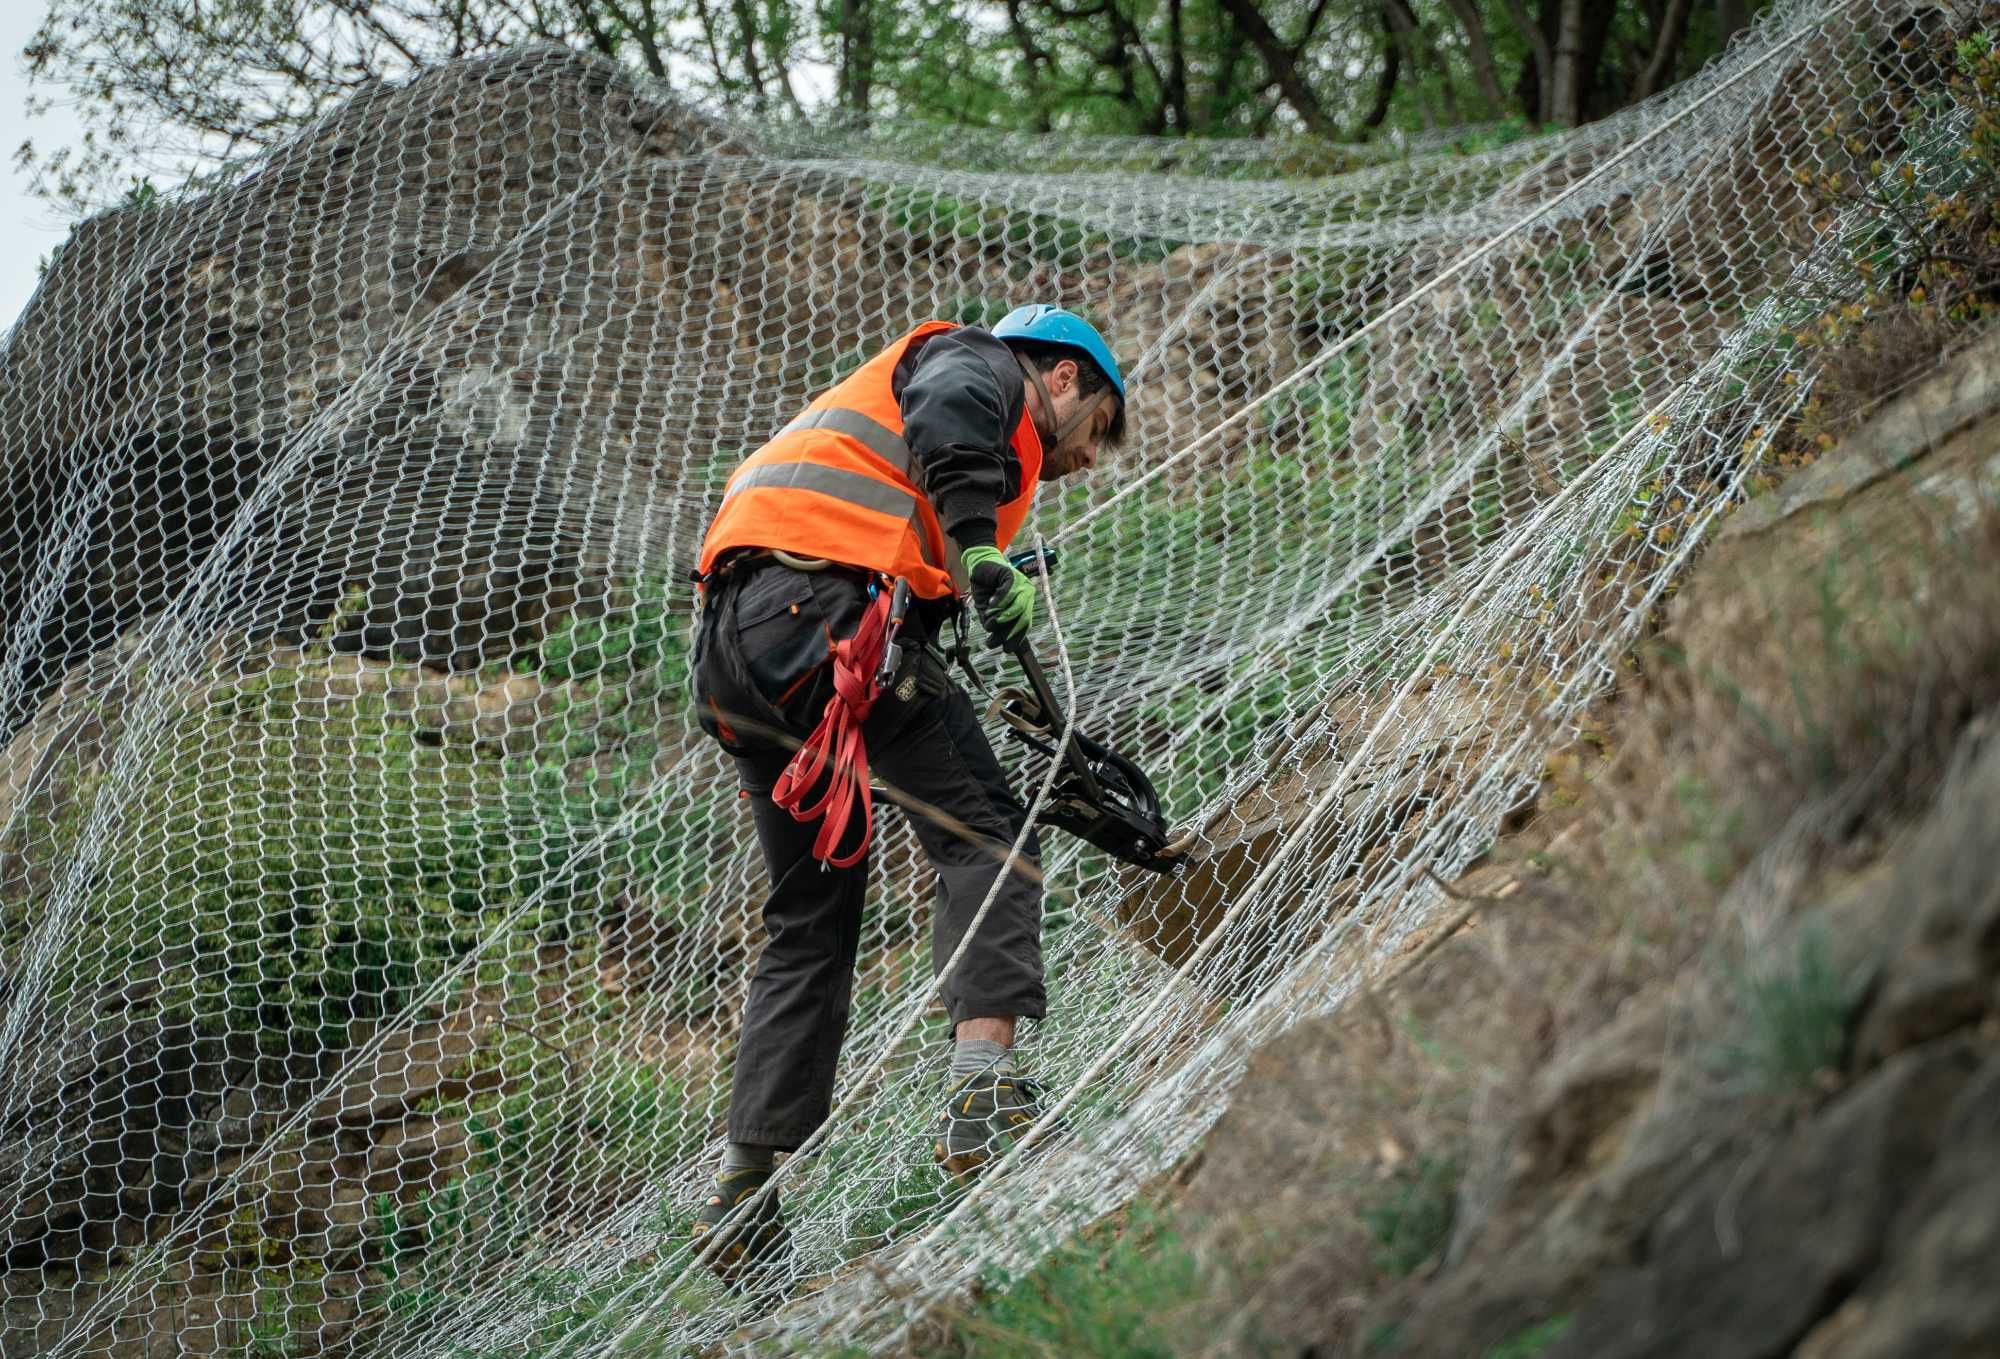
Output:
[366, 1048, 695, 1335]
[534, 579, 684, 687]
[1486, 1315, 1573, 1358]
[1042, 383, 1401, 817]
[58, 667, 514, 1053]
[35, 569, 705, 1056]
[935, 1201, 1196, 1359]
[1722, 925, 1867, 1092]
[1447, 118, 1560, 157]
[858, 184, 1181, 267]
[1359, 1156, 1459, 1276]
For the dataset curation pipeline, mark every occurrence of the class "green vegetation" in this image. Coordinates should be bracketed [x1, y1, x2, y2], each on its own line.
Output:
[929, 1201, 1196, 1359]
[35, 579, 706, 1055]
[1040, 344, 1427, 817]
[1721, 925, 1868, 1092]
[1368, 1321, 1406, 1352]
[50, 668, 512, 1053]
[533, 583, 683, 686]
[1486, 1315, 1574, 1358]
[1446, 117, 1562, 157]
[860, 183, 1181, 269]
[0, 573, 724, 1354]
[366, 1052, 694, 1325]
[1359, 1156, 1460, 1276]
[1752, 14, 2000, 485]
[22, 0, 1781, 215]
[119, 175, 163, 212]
[4, 572, 706, 1057]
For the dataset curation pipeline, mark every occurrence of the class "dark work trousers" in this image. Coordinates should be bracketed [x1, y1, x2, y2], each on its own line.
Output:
[690, 560, 1045, 1151]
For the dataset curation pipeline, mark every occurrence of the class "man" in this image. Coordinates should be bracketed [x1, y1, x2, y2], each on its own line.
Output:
[685, 304, 1126, 1280]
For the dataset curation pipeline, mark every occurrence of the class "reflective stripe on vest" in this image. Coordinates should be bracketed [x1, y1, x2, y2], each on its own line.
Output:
[776, 407, 913, 474]
[718, 459, 943, 570]
[697, 321, 1041, 598]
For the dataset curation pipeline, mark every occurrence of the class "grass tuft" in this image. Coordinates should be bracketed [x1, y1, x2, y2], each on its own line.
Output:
[1486, 1314, 1573, 1358]
[929, 1201, 1196, 1359]
[1722, 925, 1869, 1092]
[1359, 1156, 1459, 1277]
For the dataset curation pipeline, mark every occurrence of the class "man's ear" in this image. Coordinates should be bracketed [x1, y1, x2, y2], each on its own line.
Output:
[1054, 358, 1079, 396]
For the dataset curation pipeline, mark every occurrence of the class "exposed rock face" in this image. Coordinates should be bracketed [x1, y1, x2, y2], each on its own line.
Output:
[0, 48, 732, 733]
[0, 992, 497, 1359]
[1536, 710, 2000, 1359]
[1549, 1040, 1989, 1359]
[0, 42, 1345, 746]
[1115, 677, 1519, 992]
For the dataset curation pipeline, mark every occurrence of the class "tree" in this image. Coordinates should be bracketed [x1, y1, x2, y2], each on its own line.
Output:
[15, 0, 1775, 212]
[16, 0, 810, 208]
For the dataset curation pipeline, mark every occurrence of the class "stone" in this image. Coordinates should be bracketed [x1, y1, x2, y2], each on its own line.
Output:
[1723, 326, 2000, 541]
[1791, 1050, 2000, 1358]
[1853, 733, 2000, 1066]
[1115, 677, 1508, 988]
[1545, 1040, 1984, 1359]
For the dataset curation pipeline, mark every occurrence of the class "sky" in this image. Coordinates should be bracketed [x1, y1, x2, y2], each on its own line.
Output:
[0, 7, 88, 334]
[0, 12, 839, 341]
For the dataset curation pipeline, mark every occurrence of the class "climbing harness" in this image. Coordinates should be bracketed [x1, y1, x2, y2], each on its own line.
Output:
[770, 577, 905, 868]
[765, 548, 1188, 874]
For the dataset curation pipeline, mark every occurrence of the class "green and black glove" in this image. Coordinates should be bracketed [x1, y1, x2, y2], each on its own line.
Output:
[961, 545, 1036, 649]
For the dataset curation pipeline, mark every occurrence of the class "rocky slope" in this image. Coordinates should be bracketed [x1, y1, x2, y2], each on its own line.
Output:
[1173, 330, 2000, 1357]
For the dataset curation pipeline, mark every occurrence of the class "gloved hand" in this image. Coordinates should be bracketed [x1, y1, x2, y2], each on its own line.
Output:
[961, 545, 1036, 649]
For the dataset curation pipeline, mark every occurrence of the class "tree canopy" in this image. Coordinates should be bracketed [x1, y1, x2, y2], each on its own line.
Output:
[18, 0, 1766, 209]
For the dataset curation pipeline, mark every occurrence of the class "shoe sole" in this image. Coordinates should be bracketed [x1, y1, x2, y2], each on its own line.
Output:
[691, 1223, 788, 1289]
[935, 1140, 991, 1184]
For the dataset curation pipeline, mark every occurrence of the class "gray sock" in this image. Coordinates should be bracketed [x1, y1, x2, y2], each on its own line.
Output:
[951, 1037, 1017, 1080]
[720, 1141, 775, 1176]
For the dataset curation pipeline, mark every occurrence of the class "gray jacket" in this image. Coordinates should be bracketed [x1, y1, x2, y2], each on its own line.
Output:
[892, 325, 1030, 553]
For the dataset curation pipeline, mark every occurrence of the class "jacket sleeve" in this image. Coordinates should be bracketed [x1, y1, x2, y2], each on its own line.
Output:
[896, 328, 1026, 552]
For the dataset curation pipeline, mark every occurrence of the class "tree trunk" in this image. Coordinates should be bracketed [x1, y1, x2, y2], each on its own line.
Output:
[1003, 0, 1055, 130]
[1634, 0, 1693, 98]
[690, 0, 737, 95]
[629, 0, 671, 79]
[1575, 0, 1619, 120]
[1202, 28, 1252, 131]
[1362, 4, 1402, 130]
[1440, 0, 1507, 115]
[1092, 1, 1168, 133]
[1166, 0, 1190, 131]
[1215, 0, 1338, 135]
[1716, 0, 1748, 49]
[837, 0, 874, 121]
[728, 0, 769, 109]
[1383, 0, 1455, 126]
[1499, 0, 1556, 122]
[1550, 0, 1585, 125]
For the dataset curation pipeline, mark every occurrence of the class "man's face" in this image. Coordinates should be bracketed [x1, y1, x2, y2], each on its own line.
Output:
[1035, 360, 1116, 480]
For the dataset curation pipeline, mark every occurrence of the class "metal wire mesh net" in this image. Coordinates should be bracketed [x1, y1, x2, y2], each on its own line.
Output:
[0, 0, 1971, 1349]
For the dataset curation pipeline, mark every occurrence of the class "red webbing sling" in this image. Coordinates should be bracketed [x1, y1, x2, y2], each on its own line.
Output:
[770, 587, 895, 867]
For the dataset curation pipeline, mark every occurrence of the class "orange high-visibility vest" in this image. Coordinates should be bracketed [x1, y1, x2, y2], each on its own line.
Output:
[697, 322, 1044, 600]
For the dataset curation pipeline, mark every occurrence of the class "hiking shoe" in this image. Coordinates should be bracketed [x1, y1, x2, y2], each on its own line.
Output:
[689, 1168, 790, 1289]
[933, 1070, 1062, 1183]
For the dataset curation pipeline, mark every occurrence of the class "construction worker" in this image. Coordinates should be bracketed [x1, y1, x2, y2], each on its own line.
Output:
[685, 305, 1126, 1282]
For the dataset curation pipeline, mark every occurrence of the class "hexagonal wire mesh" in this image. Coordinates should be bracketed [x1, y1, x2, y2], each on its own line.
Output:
[0, 0, 1970, 1350]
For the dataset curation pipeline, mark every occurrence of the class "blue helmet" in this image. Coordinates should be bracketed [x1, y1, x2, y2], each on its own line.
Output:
[991, 304, 1126, 408]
